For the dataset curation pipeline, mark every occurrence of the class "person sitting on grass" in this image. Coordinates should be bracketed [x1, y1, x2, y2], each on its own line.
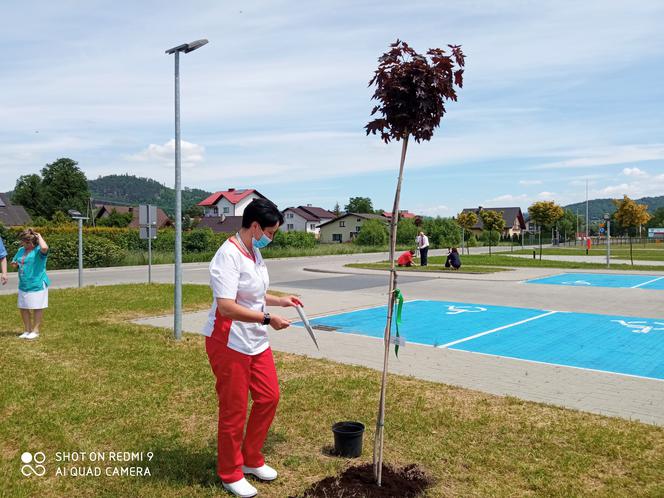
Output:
[445, 247, 461, 270]
[397, 249, 416, 267]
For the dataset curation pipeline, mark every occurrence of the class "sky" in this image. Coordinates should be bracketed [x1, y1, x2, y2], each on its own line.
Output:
[2, 0, 664, 216]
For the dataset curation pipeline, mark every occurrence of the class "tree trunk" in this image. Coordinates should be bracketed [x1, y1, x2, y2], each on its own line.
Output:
[373, 134, 409, 486]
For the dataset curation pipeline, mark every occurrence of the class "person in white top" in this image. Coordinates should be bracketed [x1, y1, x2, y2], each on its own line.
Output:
[204, 199, 303, 498]
[416, 231, 429, 266]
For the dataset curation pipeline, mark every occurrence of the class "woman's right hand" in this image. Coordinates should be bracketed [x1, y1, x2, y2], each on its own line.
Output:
[269, 314, 291, 330]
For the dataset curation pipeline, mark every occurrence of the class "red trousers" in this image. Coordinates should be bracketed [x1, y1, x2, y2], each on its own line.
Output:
[206, 335, 280, 484]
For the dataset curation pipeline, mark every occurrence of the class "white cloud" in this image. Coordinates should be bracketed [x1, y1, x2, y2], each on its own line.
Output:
[128, 139, 205, 167]
[417, 204, 451, 216]
[519, 180, 542, 186]
[537, 191, 557, 199]
[622, 167, 647, 177]
[488, 194, 528, 203]
[530, 145, 664, 170]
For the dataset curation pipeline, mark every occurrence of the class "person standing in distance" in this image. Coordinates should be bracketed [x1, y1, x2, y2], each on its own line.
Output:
[416, 231, 429, 266]
[11, 229, 49, 340]
[203, 198, 302, 498]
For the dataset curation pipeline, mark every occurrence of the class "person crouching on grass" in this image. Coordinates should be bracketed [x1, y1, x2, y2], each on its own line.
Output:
[203, 199, 303, 498]
[397, 249, 415, 267]
[11, 229, 49, 340]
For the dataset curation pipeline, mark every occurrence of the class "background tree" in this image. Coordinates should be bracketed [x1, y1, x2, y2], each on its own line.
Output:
[396, 218, 418, 245]
[345, 196, 374, 213]
[40, 158, 90, 219]
[456, 211, 477, 254]
[613, 195, 652, 265]
[12, 174, 44, 216]
[479, 210, 505, 256]
[557, 209, 578, 244]
[366, 39, 464, 485]
[355, 219, 389, 246]
[332, 202, 341, 217]
[185, 204, 204, 218]
[646, 207, 664, 229]
[528, 201, 564, 260]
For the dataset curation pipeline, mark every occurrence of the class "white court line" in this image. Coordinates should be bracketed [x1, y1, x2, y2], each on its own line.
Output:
[631, 276, 664, 289]
[437, 311, 559, 349]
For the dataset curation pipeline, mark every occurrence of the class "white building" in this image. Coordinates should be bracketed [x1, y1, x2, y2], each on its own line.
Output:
[281, 205, 336, 238]
[198, 188, 266, 217]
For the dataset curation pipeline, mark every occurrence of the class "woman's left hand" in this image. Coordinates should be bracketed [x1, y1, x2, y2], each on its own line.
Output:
[280, 295, 303, 307]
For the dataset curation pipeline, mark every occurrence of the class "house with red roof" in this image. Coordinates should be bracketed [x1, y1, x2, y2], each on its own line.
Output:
[281, 205, 336, 238]
[197, 188, 267, 217]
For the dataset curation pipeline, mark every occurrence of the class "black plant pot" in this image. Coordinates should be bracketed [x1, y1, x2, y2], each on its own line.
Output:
[331, 421, 365, 458]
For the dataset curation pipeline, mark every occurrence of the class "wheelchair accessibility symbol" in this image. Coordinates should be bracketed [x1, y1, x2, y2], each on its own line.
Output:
[446, 305, 487, 315]
[611, 320, 664, 334]
[21, 451, 46, 477]
[561, 280, 592, 286]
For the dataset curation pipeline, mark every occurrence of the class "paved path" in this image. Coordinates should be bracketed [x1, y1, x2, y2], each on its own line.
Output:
[134, 254, 664, 426]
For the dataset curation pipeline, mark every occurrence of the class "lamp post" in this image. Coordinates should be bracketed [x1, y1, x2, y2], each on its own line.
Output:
[68, 210, 89, 288]
[603, 213, 611, 268]
[165, 39, 208, 341]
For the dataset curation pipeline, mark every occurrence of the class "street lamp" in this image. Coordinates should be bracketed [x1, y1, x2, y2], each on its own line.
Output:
[165, 38, 208, 341]
[603, 213, 611, 268]
[68, 209, 89, 288]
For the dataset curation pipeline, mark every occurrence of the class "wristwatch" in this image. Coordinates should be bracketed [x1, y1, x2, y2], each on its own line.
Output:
[262, 312, 271, 326]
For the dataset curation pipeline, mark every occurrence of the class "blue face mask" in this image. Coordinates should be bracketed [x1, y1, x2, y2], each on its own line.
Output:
[252, 231, 272, 249]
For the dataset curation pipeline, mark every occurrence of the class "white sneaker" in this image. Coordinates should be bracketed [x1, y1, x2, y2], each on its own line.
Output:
[24, 332, 40, 340]
[222, 477, 257, 497]
[242, 464, 277, 481]
[19, 332, 30, 339]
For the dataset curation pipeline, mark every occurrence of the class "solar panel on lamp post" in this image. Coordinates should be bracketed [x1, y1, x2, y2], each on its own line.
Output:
[165, 39, 208, 341]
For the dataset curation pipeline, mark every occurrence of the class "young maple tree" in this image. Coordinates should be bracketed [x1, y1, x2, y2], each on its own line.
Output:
[366, 39, 465, 486]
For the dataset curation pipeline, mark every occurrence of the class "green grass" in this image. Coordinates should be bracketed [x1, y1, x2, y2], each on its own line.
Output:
[346, 262, 511, 274]
[512, 246, 664, 262]
[425, 255, 664, 272]
[117, 244, 414, 267]
[1, 285, 663, 497]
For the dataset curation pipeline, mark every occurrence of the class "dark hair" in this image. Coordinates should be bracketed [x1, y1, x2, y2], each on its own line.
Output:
[242, 198, 284, 229]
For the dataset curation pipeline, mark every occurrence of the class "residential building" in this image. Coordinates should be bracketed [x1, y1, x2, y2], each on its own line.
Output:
[281, 205, 335, 237]
[459, 206, 527, 237]
[0, 193, 31, 227]
[196, 215, 244, 234]
[318, 212, 387, 243]
[197, 188, 266, 217]
[94, 204, 172, 228]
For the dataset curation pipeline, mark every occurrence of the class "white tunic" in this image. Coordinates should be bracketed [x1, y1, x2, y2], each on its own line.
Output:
[203, 236, 270, 355]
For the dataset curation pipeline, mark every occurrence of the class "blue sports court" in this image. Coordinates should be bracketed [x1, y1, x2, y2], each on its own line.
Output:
[525, 272, 664, 290]
[299, 300, 664, 380]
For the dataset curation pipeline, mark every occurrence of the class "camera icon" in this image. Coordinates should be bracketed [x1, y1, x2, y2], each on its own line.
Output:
[21, 451, 46, 477]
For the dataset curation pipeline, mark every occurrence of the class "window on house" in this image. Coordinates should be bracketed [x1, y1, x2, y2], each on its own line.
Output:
[332, 234, 342, 242]
[357, 218, 362, 222]
[356, 226, 361, 232]
[287, 224, 294, 230]
[287, 213, 294, 218]
[339, 221, 345, 227]
[223, 207, 229, 214]
[310, 224, 316, 230]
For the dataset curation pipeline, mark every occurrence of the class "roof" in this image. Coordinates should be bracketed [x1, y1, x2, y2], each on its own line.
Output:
[283, 207, 319, 222]
[318, 212, 387, 228]
[298, 206, 335, 220]
[460, 207, 526, 230]
[382, 210, 419, 219]
[0, 193, 31, 226]
[94, 204, 172, 228]
[196, 215, 243, 233]
[198, 189, 265, 207]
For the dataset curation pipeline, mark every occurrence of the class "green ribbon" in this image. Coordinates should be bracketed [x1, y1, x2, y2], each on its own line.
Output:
[393, 288, 404, 357]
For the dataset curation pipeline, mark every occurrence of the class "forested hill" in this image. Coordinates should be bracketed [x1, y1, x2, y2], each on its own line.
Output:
[564, 195, 664, 220]
[88, 174, 211, 216]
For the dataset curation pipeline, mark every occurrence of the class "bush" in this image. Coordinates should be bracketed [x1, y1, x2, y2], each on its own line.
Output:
[183, 228, 215, 253]
[355, 219, 388, 246]
[271, 231, 317, 249]
[479, 230, 500, 246]
[396, 219, 418, 245]
[46, 233, 126, 269]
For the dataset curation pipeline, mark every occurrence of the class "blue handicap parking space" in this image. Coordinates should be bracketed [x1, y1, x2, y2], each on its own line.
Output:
[525, 272, 664, 290]
[302, 300, 664, 380]
[304, 300, 544, 347]
[452, 311, 664, 380]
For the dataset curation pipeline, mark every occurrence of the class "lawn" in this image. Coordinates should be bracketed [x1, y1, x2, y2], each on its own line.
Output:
[2, 285, 663, 497]
[512, 246, 664, 262]
[346, 262, 510, 274]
